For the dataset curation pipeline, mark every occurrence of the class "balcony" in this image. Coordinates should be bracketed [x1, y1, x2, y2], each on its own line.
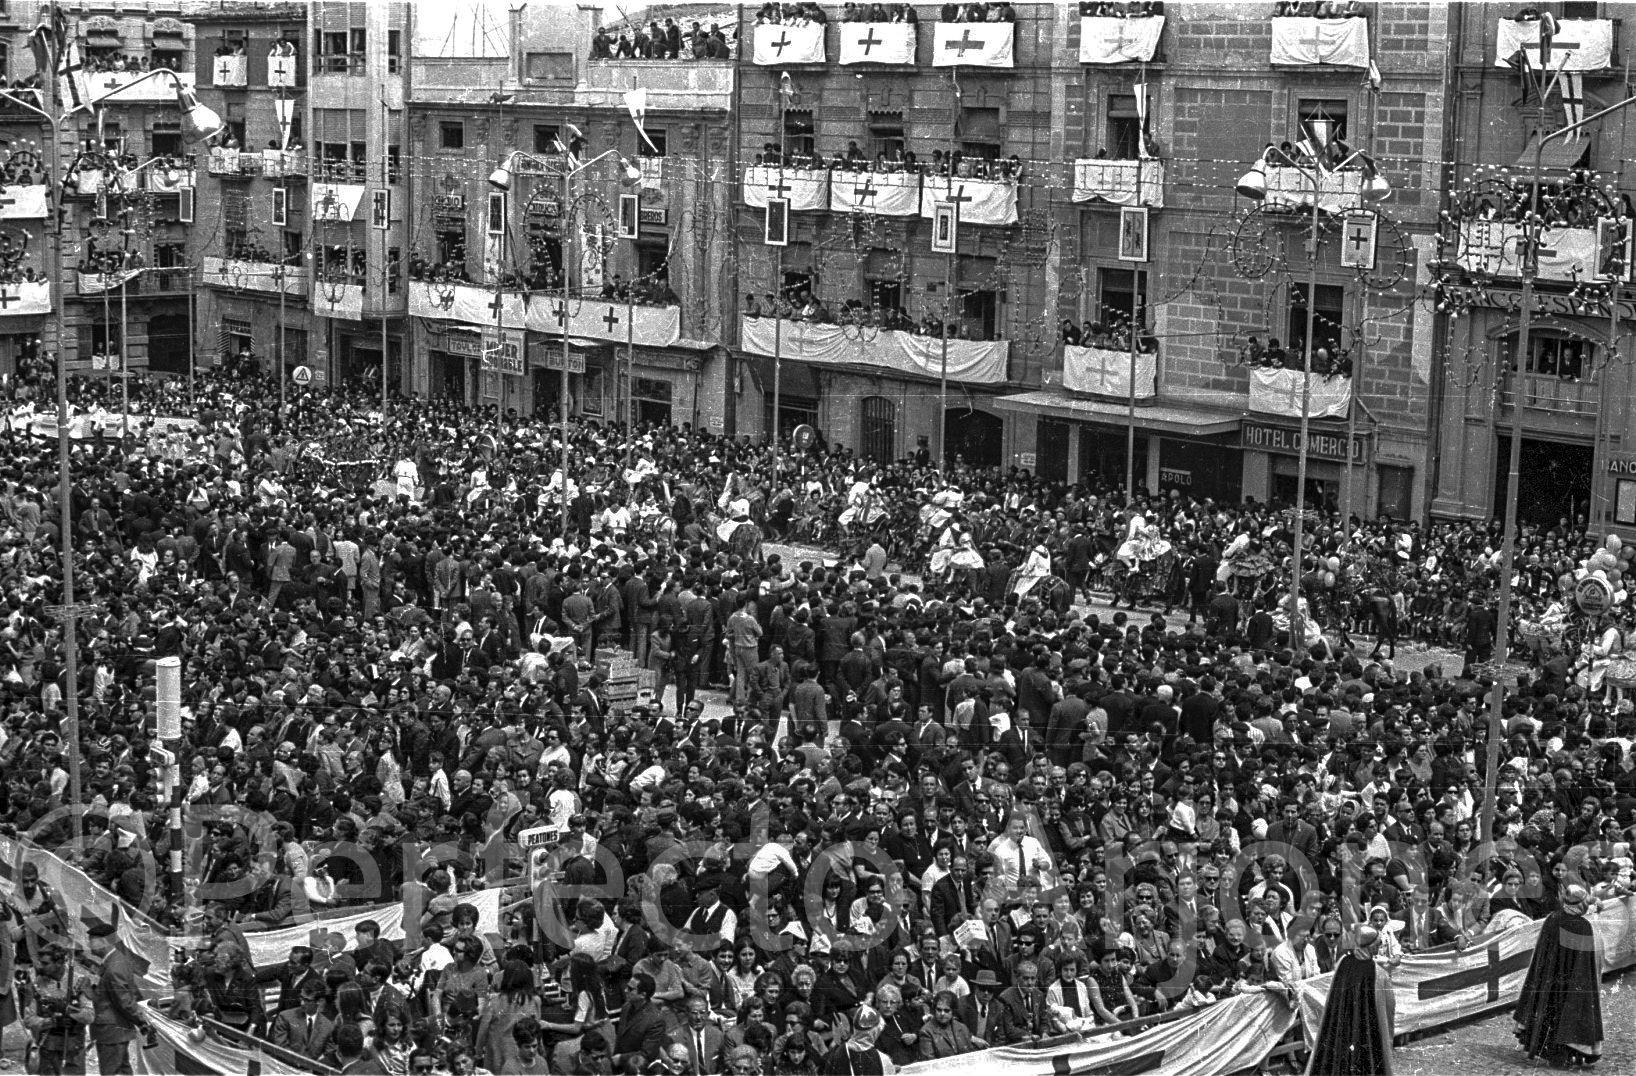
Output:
[1495, 17, 1615, 71]
[1500, 368, 1599, 418]
[1450, 219, 1604, 285]
[1270, 16, 1370, 68]
[750, 23, 826, 65]
[201, 256, 307, 295]
[144, 169, 193, 195]
[1062, 344, 1155, 400]
[260, 150, 306, 181]
[268, 47, 299, 89]
[830, 169, 919, 216]
[919, 176, 1019, 226]
[742, 165, 829, 211]
[0, 185, 48, 220]
[931, 22, 1014, 68]
[210, 54, 248, 88]
[739, 316, 1007, 385]
[837, 23, 917, 65]
[75, 269, 140, 296]
[407, 280, 682, 347]
[89, 69, 198, 105]
[1079, 14, 1164, 64]
[1248, 366, 1351, 419]
[580, 61, 733, 111]
[1072, 158, 1165, 208]
[1263, 165, 1365, 214]
[0, 281, 50, 315]
[206, 148, 262, 178]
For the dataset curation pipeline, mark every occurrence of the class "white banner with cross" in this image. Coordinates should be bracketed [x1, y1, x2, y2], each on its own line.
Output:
[918, 176, 1019, 226]
[752, 22, 826, 65]
[1340, 211, 1379, 270]
[742, 164, 829, 211]
[838, 22, 917, 65]
[1453, 220, 1602, 284]
[408, 282, 681, 348]
[1078, 15, 1165, 64]
[212, 53, 248, 87]
[830, 169, 920, 216]
[1495, 18, 1613, 71]
[0, 184, 48, 219]
[1269, 16, 1370, 67]
[1248, 366, 1351, 419]
[931, 22, 1015, 67]
[0, 281, 50, 315]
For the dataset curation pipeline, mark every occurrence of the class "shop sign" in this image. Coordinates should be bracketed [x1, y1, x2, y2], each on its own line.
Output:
[639, 207, 667, 225]
[437, 331, 483, 359]
[1436, 282, 1636, 321]
[1160, 467, 1192, 486]
[481, 328, 524, 376]
[1240, 420, 1366, 463]
[527, 339, 586, 374]
[1608, 457, 1636, 475]
[1018, 452, 1036, 468]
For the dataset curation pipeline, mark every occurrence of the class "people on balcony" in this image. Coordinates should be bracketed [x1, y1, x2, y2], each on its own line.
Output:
[84, 52, 157, 75]
[1080, 1, 1165, 15]
[841, 3, 919, 22]
[938, 2, 1017, 22]
[1060, 317, 1157, 354]
[745, 286, 1003, 340]
[602, 17, 732, 59]
[600, 272, 679, 307]
[755, 3, 828, 26]
[1241, 335, 1353, 378]
[753, 145, 1022, 181]
[1273, 1, 1363, 16]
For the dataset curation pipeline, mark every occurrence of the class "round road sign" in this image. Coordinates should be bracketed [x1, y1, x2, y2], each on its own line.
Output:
[291, 365, 313, 385]
[792, 423, 817, 452]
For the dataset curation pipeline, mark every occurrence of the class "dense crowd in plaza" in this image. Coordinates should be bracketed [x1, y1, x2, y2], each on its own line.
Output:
[0, 363, 1631, 1075]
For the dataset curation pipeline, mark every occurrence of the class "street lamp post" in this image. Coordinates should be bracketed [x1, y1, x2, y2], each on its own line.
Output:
[1477, 94, 1636, 844]
[0, 65, 220, 838]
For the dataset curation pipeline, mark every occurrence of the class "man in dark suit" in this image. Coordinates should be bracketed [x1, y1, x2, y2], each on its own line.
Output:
[959, 970, 1006, 1041]
[88, 923, 150, 1076]
[929, 855, 980, 938]
[270, 982, 335, 1058]
[668, 995, 726, 1074]
[333, 1023, 390, 1074]
[1263, 800, 1319, 866]
[612, 972, 669, 1070]
[994, 961, 1056, 1044]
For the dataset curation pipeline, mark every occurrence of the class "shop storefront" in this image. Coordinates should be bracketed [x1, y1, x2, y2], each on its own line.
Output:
[1158, 435, 1243, 504]
[1240, 419, 1370, 514]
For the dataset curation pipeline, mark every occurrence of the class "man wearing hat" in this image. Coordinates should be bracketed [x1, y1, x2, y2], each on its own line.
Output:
[87, 921, 151, 1076]
[1303, 926, 1395, 1076]
[1514, 883, 1603, 1068]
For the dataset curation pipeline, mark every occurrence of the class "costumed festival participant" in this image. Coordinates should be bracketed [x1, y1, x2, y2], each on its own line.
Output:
[1303, 925, 1396, 1076]
[1514, 884, 1604, 1068]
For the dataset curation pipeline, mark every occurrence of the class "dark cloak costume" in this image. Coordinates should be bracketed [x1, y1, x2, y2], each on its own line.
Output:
[1304, 952, 1396, 1076]
[1515, 907, 1603, 1064]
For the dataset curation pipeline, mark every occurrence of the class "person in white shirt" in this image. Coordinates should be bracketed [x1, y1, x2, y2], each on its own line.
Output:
[1267, 916, 1322, 996]
[985, 811, 1056, 901]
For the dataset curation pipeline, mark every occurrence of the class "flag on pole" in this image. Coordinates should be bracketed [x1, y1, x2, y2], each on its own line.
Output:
[1134, 79, 1150, 159]
[1562, 70, 1586, 134]
[31, 6, 89, 116]
[274, 96, 295, 150]
[623, 87, 658, 155]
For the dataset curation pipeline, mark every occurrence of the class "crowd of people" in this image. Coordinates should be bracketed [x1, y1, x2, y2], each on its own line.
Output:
[591, 19, 735, 61]
[743, 286, 998, 340]
[751, 146, 1024, 183]
[0, 362, 1630, 1075]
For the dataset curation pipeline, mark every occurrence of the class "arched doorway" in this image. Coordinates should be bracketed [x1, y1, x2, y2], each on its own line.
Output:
[944, 407, 1002, 469]
[859, 396, 896, 461]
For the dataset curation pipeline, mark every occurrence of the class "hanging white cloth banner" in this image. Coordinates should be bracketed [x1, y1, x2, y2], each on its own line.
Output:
[212, 53, 248, 87]
[918, 176, 1019, 226]
[830, 170, 919, 216]
[1078, 16, 1165, 64]
[0, 185, 48, 219]
[311, 183, 365, 222]
[1063, 345, 1156, 399]
[838, 23, 917, 65]
[274, 96, 295, 151]
[313, 281, 364, 319]
[1248, 367, 1352, 419]
[740, 316, 1008, 384]
[408, 282, 682, 347]
[931, 22, 1015, 67]
[1495, 18, 1613, 70]
[1269, 16, 1370, 67]
[0, 281, 51, 313]
[268, 42, 299, 87]
[742, 165, 829, 211]
[752, 23, 826, 65]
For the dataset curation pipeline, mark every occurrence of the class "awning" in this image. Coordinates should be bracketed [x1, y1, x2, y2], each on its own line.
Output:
[992, 389, 1242, 436]
[752, 355, 821, 399]
[1515, 135, 1590, 173]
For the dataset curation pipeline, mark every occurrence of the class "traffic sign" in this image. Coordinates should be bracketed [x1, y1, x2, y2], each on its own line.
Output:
[792, 423, 817, 452]
[291, 365, 312, 385]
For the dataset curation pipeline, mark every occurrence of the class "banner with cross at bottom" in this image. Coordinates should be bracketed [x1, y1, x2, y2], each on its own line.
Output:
[918, 176, 1019, 226]
[931, 21, 1014, 68]
[838, 22, 917, 65]
[752, 22, 826, 65]
[1452, 220, 1601, 284]
[1269, 15, 1369, 67]
[741, 164, 829, 210]
[91, 68, 198, 103]
[829, 168, 919, 216]
[1078, 15, 1165, 64]
[268, 42, 298, 87]
[407, 281, 682, 347]
[312, 281, 363, 319]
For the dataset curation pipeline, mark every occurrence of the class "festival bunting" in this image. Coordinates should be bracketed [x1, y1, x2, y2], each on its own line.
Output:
[838, 23, 917, 65]
[752, 23, 826, 65]
[742, 165, 829, 211]
[931, 22, 1014, 67]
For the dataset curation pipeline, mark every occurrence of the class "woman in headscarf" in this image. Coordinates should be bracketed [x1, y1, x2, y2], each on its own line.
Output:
[1303, 926, 1396, 1076]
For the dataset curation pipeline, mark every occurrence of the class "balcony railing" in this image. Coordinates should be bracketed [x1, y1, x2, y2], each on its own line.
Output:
[1263, 165, 1365, 214]
[1270, 15, 1370, 67]
[1495, 17, 1615, 72]
[1500, 369, 1599, 417]
[1071, 158, 1165, 208]
[206, 148, 262, 178]
[739, 316, 1007, 385]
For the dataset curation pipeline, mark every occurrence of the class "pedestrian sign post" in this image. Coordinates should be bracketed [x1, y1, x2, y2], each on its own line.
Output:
[291, 365, 313, 386]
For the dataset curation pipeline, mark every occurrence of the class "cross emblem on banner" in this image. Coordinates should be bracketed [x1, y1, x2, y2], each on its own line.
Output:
[857, 29, 884, 55]
[1417, 943, 1532, 1003]
[764, 175, 792, 199]
[770, 32, 792, 56]
[0, 192, 16, 211]
[945, 28, 983, 57]
[218, 61, 233, 82]
[946, 184, 974, 209]
[0, 288, 18, 309]
[272, 61, 288, 80]
[602, 307, 621, 331]
[853, 178, 879, 203]
[102, 77, 123, 92]
[553, 303, 568, 326]
[489, 292, 506, 317]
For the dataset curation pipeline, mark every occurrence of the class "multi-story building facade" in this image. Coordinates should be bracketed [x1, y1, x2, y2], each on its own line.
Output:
[994, 4, 1447, 519]
[730, 5, 1069, 466]
[1429, 2, 1636, 531]
[401, 2, 735, 427]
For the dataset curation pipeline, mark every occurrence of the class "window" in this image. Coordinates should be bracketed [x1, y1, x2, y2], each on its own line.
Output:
[636, 241, 667, 282]
[387, 29, 401, 73]
[150, 128, 181, 158]
[155, 242, 186, 269]
[860, 396, 896, 461]
[783, 109, 815, 159]
[1106, 94, 1142, 161]
[533, 124, 560, 155]
[224, 119, 246, 147]
[869, 278, 902, 315]
[440, 122, 465, 151]
[956, 255, 998, 339]
[1377, 464, 1414, 521]
[1287, 282, 1346, 362]
[1097, 267, 1147, 329]
[867, 111, 905, 164]
[224, 226, 248, 257]
[284, 231, 304, 260]
[525, 51, 574, 81]
[350, 28, 367, 56]
[221, 317, 253, 360]
[639, 128, 667, 157]
[386, 247, 401, 293]
[1502, 334, 1596, 380]
[1298, 99, 1349, 149]
[1562, 1, 1602, 19]
[958, 106, 1002, 161]
[318, 142, 355, 181]
[319, 30, 349, 72]
[436, 225, 466, 267]
[151, 47, 185, 69]
[387, 144, 401, 184]
[274, 327, 307, 371]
